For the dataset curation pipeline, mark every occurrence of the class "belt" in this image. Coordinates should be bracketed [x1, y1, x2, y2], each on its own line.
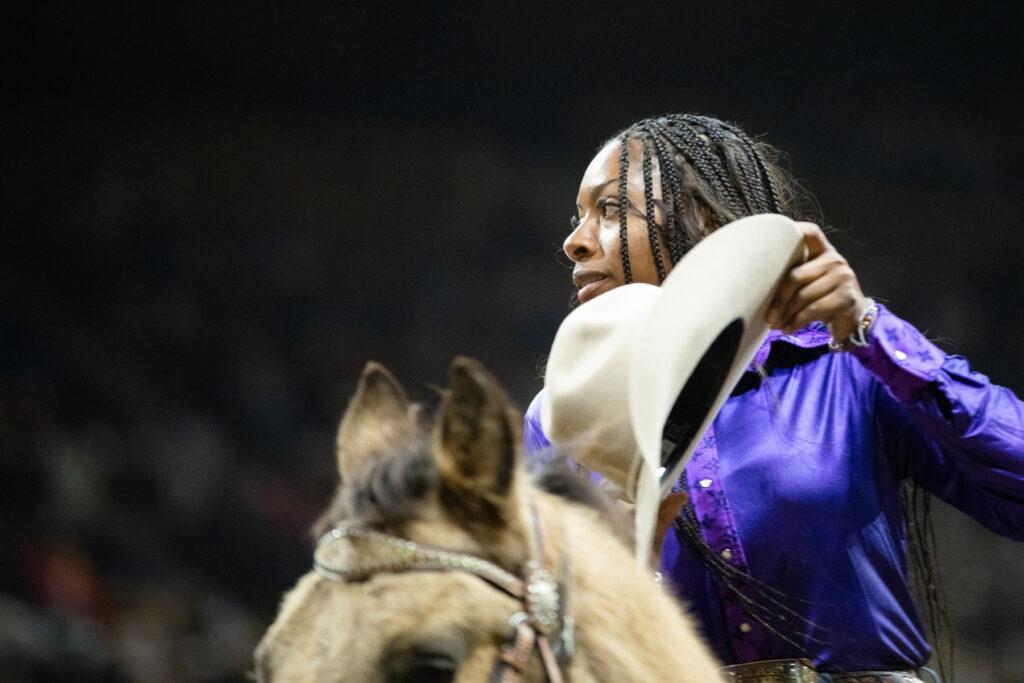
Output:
[721, 659, 924, 683]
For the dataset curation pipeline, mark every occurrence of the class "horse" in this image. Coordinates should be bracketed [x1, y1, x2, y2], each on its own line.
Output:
[254, 357, 723, 682]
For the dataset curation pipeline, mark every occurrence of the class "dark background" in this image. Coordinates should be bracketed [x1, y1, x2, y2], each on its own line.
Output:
[2, 3, 1023, 681]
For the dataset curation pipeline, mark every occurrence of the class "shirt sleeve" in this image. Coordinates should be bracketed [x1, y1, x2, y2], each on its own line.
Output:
[858, 305, 1024, 540]
[523, 389, 553, 454]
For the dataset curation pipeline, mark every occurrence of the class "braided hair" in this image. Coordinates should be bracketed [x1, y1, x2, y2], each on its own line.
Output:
[608, 113, 804, 283]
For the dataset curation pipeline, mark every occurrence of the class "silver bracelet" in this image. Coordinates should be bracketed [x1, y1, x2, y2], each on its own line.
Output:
[828, 297, 878, 352]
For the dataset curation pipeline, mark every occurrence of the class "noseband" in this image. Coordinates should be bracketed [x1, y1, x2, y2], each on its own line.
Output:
[313, 508, 573, 683]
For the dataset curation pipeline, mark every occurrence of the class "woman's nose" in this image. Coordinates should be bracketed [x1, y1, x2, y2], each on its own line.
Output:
[563, 218, 598, 262]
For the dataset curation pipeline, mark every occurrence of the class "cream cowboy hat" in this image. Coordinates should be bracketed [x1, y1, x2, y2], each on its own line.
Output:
[541, 213, 805, 564]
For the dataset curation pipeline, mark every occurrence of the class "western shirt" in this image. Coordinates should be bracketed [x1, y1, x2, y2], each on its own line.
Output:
[523, 305, 1024, 671]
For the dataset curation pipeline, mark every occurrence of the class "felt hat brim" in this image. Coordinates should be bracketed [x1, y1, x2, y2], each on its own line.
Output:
[542, 213, 805, 563]
[629, 214, 804, 561]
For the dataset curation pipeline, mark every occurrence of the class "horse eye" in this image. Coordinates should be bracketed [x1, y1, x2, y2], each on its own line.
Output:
[387, 651, 458, 683]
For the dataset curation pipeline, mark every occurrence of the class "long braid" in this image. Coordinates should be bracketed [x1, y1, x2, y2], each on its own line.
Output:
[644, 122, 688, 263]
[617, 137, 633, 284]
[903, 479, 953, 679]
[674, 473, 832, 652]
[641, 137, 668, 283]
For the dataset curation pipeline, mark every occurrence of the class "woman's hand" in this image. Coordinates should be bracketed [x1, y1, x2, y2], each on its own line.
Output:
[766, 222, 866, 341]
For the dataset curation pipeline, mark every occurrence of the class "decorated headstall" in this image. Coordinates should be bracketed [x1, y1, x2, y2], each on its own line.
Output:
[313, 510, 574, 683]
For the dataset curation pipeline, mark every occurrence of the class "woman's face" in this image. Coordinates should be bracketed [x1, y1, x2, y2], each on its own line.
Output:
[564, 137, 672, 304]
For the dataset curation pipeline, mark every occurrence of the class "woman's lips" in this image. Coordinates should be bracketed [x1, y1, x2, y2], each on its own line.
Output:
[574, 272, 610, 303]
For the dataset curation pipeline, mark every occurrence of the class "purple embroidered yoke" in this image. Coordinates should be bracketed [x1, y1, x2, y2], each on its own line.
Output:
[523, 305, 1024, 671]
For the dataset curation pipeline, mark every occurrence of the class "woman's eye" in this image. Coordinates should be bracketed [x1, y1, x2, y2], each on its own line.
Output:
[597, 198, 620, 219]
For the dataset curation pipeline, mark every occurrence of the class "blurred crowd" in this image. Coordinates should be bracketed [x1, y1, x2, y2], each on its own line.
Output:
[2, 108, 573, 681]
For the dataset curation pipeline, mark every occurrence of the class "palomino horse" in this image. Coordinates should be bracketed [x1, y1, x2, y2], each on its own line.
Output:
[255, 358, 722, 682]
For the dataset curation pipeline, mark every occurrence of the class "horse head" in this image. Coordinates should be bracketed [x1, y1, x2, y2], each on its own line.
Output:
[255, 357, 721, 682]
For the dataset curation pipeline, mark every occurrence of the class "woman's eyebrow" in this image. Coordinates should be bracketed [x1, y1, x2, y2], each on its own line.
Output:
[576, 178, 621, 210]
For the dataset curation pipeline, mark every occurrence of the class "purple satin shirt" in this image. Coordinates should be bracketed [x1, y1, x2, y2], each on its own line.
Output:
[524, 305, 1024, 672]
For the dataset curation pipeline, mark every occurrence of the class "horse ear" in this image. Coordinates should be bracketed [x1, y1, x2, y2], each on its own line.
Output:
[336, 362, 415, 482]
[433, 356, 522, 527]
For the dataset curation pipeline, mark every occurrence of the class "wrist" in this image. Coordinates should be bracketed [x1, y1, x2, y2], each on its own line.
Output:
[829, 297, 878, 352]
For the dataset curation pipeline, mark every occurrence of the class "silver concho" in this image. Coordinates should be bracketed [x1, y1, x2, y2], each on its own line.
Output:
[524, 561, 560, 634]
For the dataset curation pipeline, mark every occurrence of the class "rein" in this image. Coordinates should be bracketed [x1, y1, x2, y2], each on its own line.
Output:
[313, 508, 573, 683]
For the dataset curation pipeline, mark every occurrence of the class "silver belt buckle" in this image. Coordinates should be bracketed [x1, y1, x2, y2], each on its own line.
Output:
[721, 658, 818, 683]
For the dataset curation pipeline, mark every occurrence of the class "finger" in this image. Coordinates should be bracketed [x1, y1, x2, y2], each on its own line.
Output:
[782, 284, 842, 334]
[767, 254, 841, 327]
[784, 286, 860, 335]
[776, 266, 847, 330]
[796, 221, 832, 260]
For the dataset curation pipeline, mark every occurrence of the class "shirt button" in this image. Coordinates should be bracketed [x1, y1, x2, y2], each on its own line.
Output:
[698, 478, 713, 488]
[720, 548, 733, 561]
[894, 350, 908, 361]
[739, 622, 752, 633]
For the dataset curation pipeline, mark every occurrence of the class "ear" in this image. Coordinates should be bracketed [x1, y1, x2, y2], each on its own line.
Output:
[433, 357, 522, 527]
[336, 362, 415, 482]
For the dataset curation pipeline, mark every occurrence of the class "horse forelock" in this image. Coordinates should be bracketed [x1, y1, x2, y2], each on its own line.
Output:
[312, 434, 435, 538]
[311, 435, 625, 543]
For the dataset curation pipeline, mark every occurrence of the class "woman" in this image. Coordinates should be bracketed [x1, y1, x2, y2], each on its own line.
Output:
[523, 114, 1024, 681]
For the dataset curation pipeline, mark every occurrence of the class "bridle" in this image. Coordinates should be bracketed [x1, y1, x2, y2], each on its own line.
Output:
[313, 508, 573, 683]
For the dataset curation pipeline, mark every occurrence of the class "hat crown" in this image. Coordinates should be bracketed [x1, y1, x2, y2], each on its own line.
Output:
[541, 284, 659, 489]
